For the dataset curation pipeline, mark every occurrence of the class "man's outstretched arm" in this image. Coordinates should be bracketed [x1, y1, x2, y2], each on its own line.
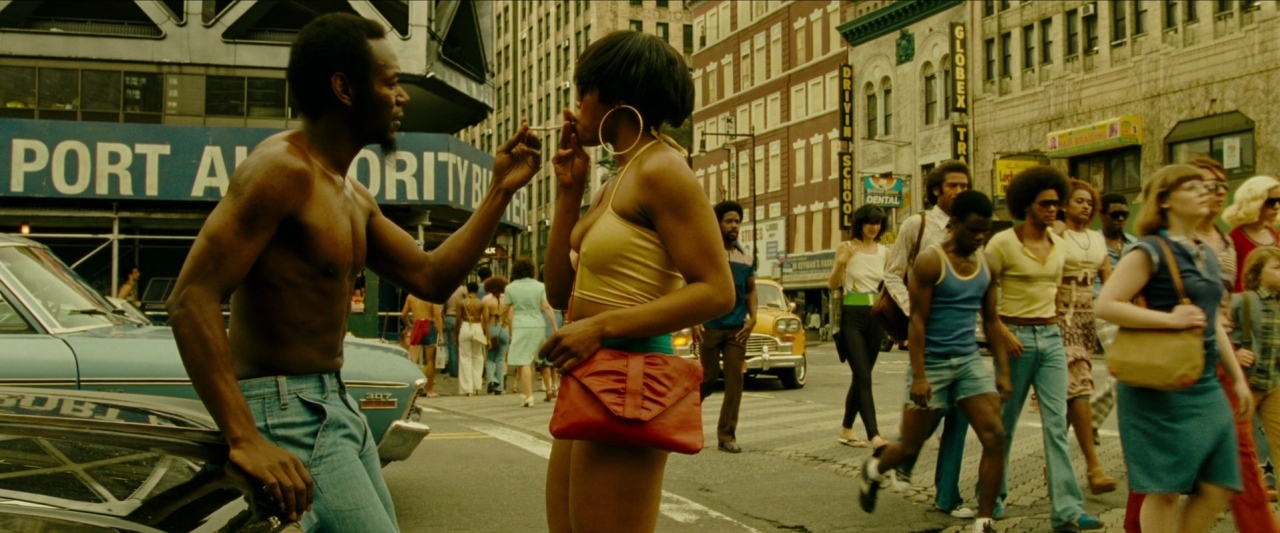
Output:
[366, 124, 541, 303]
[166, 150, 313, 522]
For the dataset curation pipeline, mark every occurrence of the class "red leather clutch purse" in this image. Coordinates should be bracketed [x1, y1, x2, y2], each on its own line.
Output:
[549, 349, 705, 454]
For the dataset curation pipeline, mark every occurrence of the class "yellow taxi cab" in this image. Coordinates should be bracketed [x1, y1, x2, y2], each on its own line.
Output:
[673, 279, 807, 388]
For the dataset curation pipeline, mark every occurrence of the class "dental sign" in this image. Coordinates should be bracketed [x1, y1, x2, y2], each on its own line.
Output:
[0, 119, 525, 226]
[950, 23, 968, 113]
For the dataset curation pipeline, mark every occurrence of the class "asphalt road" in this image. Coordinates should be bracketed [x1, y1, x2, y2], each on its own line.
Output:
[378, 341, 1244, 533]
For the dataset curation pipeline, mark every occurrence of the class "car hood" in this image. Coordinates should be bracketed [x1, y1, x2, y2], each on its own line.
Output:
[56, 325, 418, 385]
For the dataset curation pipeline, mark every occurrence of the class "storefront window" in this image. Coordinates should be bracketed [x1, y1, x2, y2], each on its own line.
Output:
[1169, 131, 1255, 178]
[1072, 147, 1141, 193]
[81, 70, 122, 123]
[38, 68, 79, 110]
[205, 75, 245, 117]
[247, 77, 286, 118]
[123, 72, 163, 113]
[0, 66, 37, 119]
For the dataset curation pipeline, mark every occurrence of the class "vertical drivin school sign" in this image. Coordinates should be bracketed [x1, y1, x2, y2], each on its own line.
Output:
[950, 23, 968, 113]
[839, 151, 855, 230]
[839, 63, 854, 141]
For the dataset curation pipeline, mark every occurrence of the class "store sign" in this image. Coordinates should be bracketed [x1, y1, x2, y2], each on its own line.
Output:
[950, 23, 968, 113]
[1045, 115, 1143, 158]
[839, 63, 854, 141]
[994, 158, 1043, 198]
[781, 251, 836, 288]
[951, 123, 970, 164]
[0, 118, 524, 226]
[739, 217, 788, 279]
[839, 151, 855, 229]
[864, 175, 903, 207]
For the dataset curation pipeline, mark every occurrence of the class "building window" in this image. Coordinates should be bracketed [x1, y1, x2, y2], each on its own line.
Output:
[865, 83, 877, 138]
[1186, 0, 1198, 21]
[656, 22, 669, 42]
[1066, 9, 1080, 56]
[881, 79, 892, 136]
[1113, 0, 1127, 42]
[1169, 132, 1256, 178]
[1134, 0, 1148, 33]
[1241, 0, 1259, 11]
[923, 64, 937, 125]
[1165, 0, 1178, 28]
[1000, 0, 1011, 10]
[81, 70, 121, 112]
[629, 0, 641, 5]
[0, 66, 36, 118]
[1074, 147, 1142, 192]
[38, 68, 79, 120]
[1000, 32, 1012, 77]
[791, 84, 806, 121]
[695, 19, 705, 49]
[1023, 24, 1035, 69]
[984, 38, 996, 81]
[247, 78, 286, 118]
[206, 76, 245, 117]
[630, 20, 642, 32]
[984, 0, 995, 17]
[656, 0, 668, 7]
[1041, 18, 1053, 63]
[1084, 12, 1099, 53]
[683, 24, 693, 54]
[1214, 1, 1231, 14]
[942, 55, 953, 113]
[796, 25, 807, 65]
[123, 72, 163, 118]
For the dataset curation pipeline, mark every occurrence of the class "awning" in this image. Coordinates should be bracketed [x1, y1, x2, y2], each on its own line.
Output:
[1164, 111, 1254, 144]
[1046, 115, 1143, 158]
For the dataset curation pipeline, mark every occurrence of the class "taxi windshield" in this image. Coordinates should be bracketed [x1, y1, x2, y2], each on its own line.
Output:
[756, 283, 788, 311]
[0, 246, 129, 330]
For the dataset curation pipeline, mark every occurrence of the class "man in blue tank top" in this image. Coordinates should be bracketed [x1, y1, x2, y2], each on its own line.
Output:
[857, 191, 1011, 533]
[695, 201, 756, 454]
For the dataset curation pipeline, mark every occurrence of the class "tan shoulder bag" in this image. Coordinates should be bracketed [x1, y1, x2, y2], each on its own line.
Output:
[1107, 238, 1206, 391]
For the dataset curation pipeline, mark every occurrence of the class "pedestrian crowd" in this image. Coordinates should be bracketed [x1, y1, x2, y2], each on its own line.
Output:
[165, 9, 1280, 532]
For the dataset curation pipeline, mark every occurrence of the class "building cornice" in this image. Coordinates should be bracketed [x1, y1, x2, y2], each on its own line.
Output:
[836, 0, 963, 48]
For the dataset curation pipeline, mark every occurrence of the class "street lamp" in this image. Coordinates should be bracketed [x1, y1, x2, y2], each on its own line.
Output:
[702, 117, 757, 269]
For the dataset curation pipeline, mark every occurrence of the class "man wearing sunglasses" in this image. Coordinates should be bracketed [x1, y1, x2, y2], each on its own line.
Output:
[1097, 193, 1139, 296]
[986, 166, 1102, 532]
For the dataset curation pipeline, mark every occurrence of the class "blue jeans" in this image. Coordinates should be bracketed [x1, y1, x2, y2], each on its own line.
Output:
[444, 315, 459, 377]
[239, 373, 399, 533]
[897, 362, 971, 512]
[485, 324, 510, 387]
[1000, 324, 1086, 527]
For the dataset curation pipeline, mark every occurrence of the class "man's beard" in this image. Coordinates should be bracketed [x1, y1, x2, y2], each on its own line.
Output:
[380, 134, 398, 155]
[353, 92, 398, 155]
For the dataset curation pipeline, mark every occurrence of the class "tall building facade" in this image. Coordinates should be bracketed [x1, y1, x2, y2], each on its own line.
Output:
[459, 0, 695, 269]
[970, 0, 1280, 203]
[0, 0, 502, 338]
[689, 0, 848, 312]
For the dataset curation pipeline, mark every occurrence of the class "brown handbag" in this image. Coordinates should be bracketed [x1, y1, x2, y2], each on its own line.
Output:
[549, 349, 705, 454]
[871, 211, 929, 342]
[1106, 237, 1206, 391]
[547, 244, 705, 454]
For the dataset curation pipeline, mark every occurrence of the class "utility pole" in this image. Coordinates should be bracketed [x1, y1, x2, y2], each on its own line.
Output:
[702, 116, 757, 269]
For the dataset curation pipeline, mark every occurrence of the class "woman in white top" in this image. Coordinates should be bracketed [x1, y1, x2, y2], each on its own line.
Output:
[1055, 178, 1117, 494]
[827, 204, 890, 449]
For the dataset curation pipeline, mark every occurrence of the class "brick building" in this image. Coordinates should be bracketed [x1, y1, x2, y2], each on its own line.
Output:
[689, 0, 847, 312]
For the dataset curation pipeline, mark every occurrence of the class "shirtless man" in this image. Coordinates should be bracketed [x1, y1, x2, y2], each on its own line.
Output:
[165, 13, 539, 531]
[401, 294, 443, 397]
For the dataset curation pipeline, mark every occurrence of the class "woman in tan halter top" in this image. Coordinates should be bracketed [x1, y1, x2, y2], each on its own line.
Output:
[539, 31, 735, 533]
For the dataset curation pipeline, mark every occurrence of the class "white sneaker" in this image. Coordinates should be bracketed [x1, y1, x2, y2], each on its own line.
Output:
[950, 507, 977, 519]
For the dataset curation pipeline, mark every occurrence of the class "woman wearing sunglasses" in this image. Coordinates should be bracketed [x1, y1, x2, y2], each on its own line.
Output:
[1224, 175, 1280, 293]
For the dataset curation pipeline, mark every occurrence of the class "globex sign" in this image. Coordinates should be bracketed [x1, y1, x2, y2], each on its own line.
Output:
[0, 118, 525, 227]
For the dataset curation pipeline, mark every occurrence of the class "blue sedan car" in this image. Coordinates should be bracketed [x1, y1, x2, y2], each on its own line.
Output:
[0, 234, 428, 463]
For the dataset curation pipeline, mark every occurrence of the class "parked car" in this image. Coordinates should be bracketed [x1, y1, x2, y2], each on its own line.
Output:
[0, 386, 299, 531]
[0, 234, 429, 463]
[674, 279, 807, 389]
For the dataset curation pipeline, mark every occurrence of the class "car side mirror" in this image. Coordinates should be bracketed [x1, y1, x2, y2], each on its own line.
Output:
[788, 302, 796, 312]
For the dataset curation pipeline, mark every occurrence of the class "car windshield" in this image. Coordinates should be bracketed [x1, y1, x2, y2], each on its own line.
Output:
[0, 246, 129, 330]
[757, 283, 788, 311]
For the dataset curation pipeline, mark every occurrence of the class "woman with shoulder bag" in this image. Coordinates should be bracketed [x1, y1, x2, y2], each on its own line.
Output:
[539, 31, 735, 533]
[828, 205, 890, 450]
[1097, 164, 1254, 533]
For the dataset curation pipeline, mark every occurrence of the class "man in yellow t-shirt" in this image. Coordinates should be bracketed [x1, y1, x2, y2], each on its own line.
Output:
[985, 166, 1101, 531]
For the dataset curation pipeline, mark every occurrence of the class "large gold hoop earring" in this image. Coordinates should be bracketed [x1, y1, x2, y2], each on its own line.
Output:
[598, 105, 644, 156]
